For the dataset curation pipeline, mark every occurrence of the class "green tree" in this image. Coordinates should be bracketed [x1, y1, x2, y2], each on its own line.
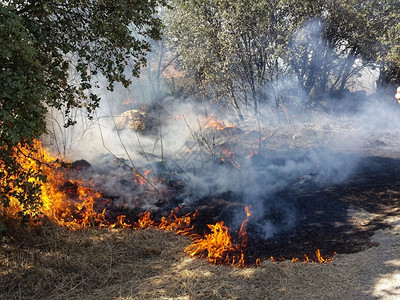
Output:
[166, 0, 400, 115]
[166, 0, 294, 118]
[373, 0, 400, 87]
[0, 6, 47, 220]
[0, 0, 166, 221]
[289, 0, 400, 98]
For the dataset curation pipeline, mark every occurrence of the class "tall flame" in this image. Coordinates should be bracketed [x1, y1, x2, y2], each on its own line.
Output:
[184, 206, 252, 267]
[186, 221, 236, 264]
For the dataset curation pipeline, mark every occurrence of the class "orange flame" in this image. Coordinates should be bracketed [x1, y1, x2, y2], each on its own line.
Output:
[277, 250, 335, 263]
[185, 221, 235, 264]
[202, 116, 235, 131]
[2, 141, 335, 267]
[109, 215, 131, 229]
[136, 211, 155, 228]
[133, 169, 151, 186]
[184, 205, 252, 267]
[238, 205, 251, 246]
[1, 141, 108, 229]
[315, 249, 335, 264]
[159, 210, 198, 235]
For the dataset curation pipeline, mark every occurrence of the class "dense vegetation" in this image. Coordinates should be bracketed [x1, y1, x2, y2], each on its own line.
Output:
[165, 0, 400, 117]
[0, 0, 165, 220]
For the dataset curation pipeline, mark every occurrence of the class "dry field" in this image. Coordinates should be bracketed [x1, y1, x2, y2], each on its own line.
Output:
[1, 215, 399, 300]
[2, 119, 400, 299]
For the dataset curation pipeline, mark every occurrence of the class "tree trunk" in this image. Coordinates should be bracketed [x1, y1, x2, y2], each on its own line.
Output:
[228, 84, 244, 121]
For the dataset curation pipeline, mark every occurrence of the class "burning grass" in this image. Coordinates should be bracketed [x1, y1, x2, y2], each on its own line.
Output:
[0, 141, 337, 267]
[2, 138, 400, 298]
[1, 219, 399, 300]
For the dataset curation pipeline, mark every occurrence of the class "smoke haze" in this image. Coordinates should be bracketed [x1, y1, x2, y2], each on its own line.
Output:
[43, 19, 400, 238]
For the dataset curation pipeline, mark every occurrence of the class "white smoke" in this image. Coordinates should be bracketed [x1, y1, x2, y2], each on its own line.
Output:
[43, 19, 400, 239]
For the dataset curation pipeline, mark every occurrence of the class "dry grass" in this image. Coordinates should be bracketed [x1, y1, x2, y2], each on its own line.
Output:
[1, 218, 399, 300]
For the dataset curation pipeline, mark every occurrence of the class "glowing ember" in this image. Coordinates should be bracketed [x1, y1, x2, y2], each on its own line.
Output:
[122, 98, 133, 105]
[246, 150, 258, 159]
[221, 148, 241, 169]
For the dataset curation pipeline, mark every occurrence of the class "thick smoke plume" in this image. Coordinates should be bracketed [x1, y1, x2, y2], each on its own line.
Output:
[44, 19, 400, 239]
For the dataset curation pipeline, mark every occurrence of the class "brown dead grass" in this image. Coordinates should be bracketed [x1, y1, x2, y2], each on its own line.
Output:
[1, 218, 399, 300]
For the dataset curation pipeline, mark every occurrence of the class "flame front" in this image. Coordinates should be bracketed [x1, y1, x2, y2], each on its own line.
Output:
[2, 141, 123, 229]
[1, 141, 335, 267]
[185, 221, 235, 264]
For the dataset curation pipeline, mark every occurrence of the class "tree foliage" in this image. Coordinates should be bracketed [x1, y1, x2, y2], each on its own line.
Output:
[166, 0, 400, 116]
[166, 0, 294, 117]
[0, 0, 165, 220]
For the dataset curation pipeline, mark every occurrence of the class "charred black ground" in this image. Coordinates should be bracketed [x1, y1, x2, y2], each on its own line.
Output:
[63, 149, 400, 265]
[175, 158, 397, 263]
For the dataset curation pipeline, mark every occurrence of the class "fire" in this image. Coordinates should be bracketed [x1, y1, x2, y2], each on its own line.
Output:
[75, 184, 105, 227]
[132, 209, 198, 235]
[2, 141, 115, 229]
[1, 141, 198, 232]
[1, 141, 74, 225]
[202, 116, 235, 131]
[184, 205, 252, 267]
[271, 249, 335, 264]
[1, 141, 335, 267]
[136, 211, 155, 228]
[222, 148, 235, 158]
[133, 169, 151, 185]
[221, 148, 241, 169]
[238, 205, 251, 243]
[159, 209, 198, 235]
[315, 249, 335, 263]
[185, 221, 237, 265]
[109, 215, 131, 228]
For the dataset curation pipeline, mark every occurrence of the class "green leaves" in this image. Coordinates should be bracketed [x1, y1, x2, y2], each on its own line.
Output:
[167, 0, 400, 112]
[166, 0, 296, 115]
[1, 0, 166, 222]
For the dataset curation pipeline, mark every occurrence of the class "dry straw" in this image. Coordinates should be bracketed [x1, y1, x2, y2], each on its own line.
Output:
[2, 218, 399, 300]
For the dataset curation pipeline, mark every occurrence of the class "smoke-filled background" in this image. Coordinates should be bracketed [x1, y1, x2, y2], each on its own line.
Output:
[43, 17, 400, 238]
